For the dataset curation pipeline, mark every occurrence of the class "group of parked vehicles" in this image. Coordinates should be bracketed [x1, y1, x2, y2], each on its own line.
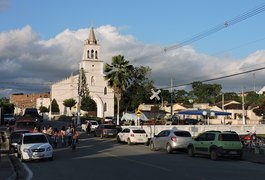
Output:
[4, 115, 265, 162]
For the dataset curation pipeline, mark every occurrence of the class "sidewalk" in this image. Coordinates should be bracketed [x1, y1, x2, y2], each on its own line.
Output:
[0, 153, 16, 180]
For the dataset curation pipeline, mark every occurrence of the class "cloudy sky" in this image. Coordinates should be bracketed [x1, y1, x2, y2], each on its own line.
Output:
[1, 0, 265, 98]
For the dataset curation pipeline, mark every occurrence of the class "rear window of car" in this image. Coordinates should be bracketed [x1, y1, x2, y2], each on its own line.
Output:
[103, 125, 116, 129]
[132, 129, 146, 134]
[16, 121, 36, 130]
[220, 133, 240, 141]
[174, 131, 191, 137]
[23, 134, 48, 144]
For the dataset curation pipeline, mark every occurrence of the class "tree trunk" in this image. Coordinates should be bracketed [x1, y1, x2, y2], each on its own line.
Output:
[116, 93, 121, 125]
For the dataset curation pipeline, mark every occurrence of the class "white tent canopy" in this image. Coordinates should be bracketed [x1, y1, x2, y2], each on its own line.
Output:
[121, 112, 149, 121]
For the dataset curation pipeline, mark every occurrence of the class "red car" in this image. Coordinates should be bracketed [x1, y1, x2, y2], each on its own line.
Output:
[13, 120, 37, 132]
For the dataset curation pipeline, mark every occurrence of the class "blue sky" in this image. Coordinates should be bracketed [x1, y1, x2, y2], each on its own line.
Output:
[2, 0, 265, 58]
[1, 0, 265, 97]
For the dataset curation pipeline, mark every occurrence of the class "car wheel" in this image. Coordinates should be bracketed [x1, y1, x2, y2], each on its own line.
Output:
[117, 136, 121, 143]
[150, 141, 156, 151]
[187, 146, 194, 157]
[166, 143, 173, 154]
[210, 149, 218, 161]
[127, 138, 132, 145]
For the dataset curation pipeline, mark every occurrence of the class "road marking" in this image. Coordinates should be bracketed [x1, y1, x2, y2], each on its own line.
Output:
[22, 162, 33, 180]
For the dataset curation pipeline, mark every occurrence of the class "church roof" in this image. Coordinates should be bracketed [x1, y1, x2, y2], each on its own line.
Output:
[88, 27, 97, 44]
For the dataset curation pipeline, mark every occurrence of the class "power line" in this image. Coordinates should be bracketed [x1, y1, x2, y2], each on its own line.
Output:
[161, 66, 265, 90]
[132, 2, 265, 62]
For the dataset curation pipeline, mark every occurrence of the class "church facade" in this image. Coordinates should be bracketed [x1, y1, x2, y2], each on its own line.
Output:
[51, 27, 114, 118]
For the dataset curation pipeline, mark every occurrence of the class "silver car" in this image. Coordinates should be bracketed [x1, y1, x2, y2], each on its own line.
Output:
[149, 129, 192, 153]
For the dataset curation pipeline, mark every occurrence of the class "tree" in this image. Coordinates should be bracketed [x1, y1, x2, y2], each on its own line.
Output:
[78, 68, 89, 98]
[191, 81, 222, 104]
[216, 92, 240, 102]
[81, 96, 97, 112]
[0, 98, 14, 114]
[63, 98, 77, 110]
[104, 54, 134, 124]
[121, 66, 154, 112]
[39, 106, 49, 113]
[50, 99, 60, 113]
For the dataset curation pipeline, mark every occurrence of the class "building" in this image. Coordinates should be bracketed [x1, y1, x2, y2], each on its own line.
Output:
[10, 93, 50, 115]
[51, 27, 114, 118]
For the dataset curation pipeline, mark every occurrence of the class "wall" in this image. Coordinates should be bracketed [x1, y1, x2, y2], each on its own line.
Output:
[122, 124, 265, 138]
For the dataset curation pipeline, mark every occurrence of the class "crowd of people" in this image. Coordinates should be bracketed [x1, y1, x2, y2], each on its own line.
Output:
[32, 124, 78, 149]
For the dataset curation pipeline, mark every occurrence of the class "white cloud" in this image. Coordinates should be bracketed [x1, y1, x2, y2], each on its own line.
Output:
[1, 24, 265, 97]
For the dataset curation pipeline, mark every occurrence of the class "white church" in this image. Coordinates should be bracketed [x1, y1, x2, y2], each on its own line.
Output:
[51, 27, 115, 118]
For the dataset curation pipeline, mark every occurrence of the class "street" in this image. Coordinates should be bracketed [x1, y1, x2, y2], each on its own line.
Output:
[20, 134, 265, 180]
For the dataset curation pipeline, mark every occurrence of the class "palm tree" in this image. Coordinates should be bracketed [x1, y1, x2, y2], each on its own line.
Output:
[104, 55, 134, 125]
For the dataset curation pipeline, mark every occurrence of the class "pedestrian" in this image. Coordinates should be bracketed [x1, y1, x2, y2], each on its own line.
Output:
[53, 128, 59, 148]
[86, 121, 91, 135]
[60, 126, 66, 147]
[66, 126, 73, 146]
[72, 128, 79, 150]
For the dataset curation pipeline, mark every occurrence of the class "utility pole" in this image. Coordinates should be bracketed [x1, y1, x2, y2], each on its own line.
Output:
[242, 88, 246, 125]
[170, 78, 173, 116]
[222, 93, 225, 124]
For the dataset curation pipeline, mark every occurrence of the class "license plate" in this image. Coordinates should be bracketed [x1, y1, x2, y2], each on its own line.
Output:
[108, 133, 113, 135]
[33, 153, 44, 158]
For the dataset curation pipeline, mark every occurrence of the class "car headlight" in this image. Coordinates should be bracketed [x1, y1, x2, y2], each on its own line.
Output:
[23, 148, 30, 153]
[46, 146, 52, 151]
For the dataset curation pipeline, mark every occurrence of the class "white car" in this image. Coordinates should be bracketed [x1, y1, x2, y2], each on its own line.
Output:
[117, 127, 148, 145]
[81, 120, 99, 132]
[17, 133, 53, 162]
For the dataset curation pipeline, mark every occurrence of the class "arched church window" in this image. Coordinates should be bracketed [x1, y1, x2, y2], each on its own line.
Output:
[95, 51, 98, 59]
[87, 50, 90, 59]
[91, 76, 95, 86]
[104, 103, 107, 112]
[91, 49, 94, 59]
[104, 87, 107, 95]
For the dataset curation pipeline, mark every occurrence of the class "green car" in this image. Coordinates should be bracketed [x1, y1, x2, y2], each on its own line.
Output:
[187, 130, 243, 160]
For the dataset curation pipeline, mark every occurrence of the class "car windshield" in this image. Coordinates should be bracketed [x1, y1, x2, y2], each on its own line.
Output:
[132, 129, 146, 134]
[23, 134, 48, 144]
[221, 134, 240, 141]
[91, 122, 98, 125]
[16, 122, 36, 130]
[174, 131, 191, 137]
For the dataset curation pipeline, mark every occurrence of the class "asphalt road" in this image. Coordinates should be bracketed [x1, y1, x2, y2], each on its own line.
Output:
[19, 134, 265, 180]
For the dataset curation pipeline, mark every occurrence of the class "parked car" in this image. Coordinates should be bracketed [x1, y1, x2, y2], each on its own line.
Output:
[13, 120, 37, 132]
[94, 124, 118, 138]
[187, 130, 243, 160]
[149, 129, 192, 153]
[184, 118, 198, 125]
[3, 114, 16, 125]
[23, 108, 43, 122]
[117, 127, 148, 145]
[16, 133, 53, 162]
[81, 120, 99, 132]
[9, 130, 30, 153]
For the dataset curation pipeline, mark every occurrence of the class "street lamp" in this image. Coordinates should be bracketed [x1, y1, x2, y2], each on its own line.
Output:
[202, 110, 215, 125]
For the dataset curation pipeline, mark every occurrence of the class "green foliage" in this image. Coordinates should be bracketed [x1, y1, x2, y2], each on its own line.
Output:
[78, 68, 89, 98]
[50, 99, 60, 113]
[63, 98, 77, 110]
[216, 92, 241, 102]
[121, 66, 154, 112]
[0, 98, 14, 114]
[104, 54, 134, 116]
[191, 81, 222, 104]
[39, 106, 49, 113]
[81, 96, 97, 112]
